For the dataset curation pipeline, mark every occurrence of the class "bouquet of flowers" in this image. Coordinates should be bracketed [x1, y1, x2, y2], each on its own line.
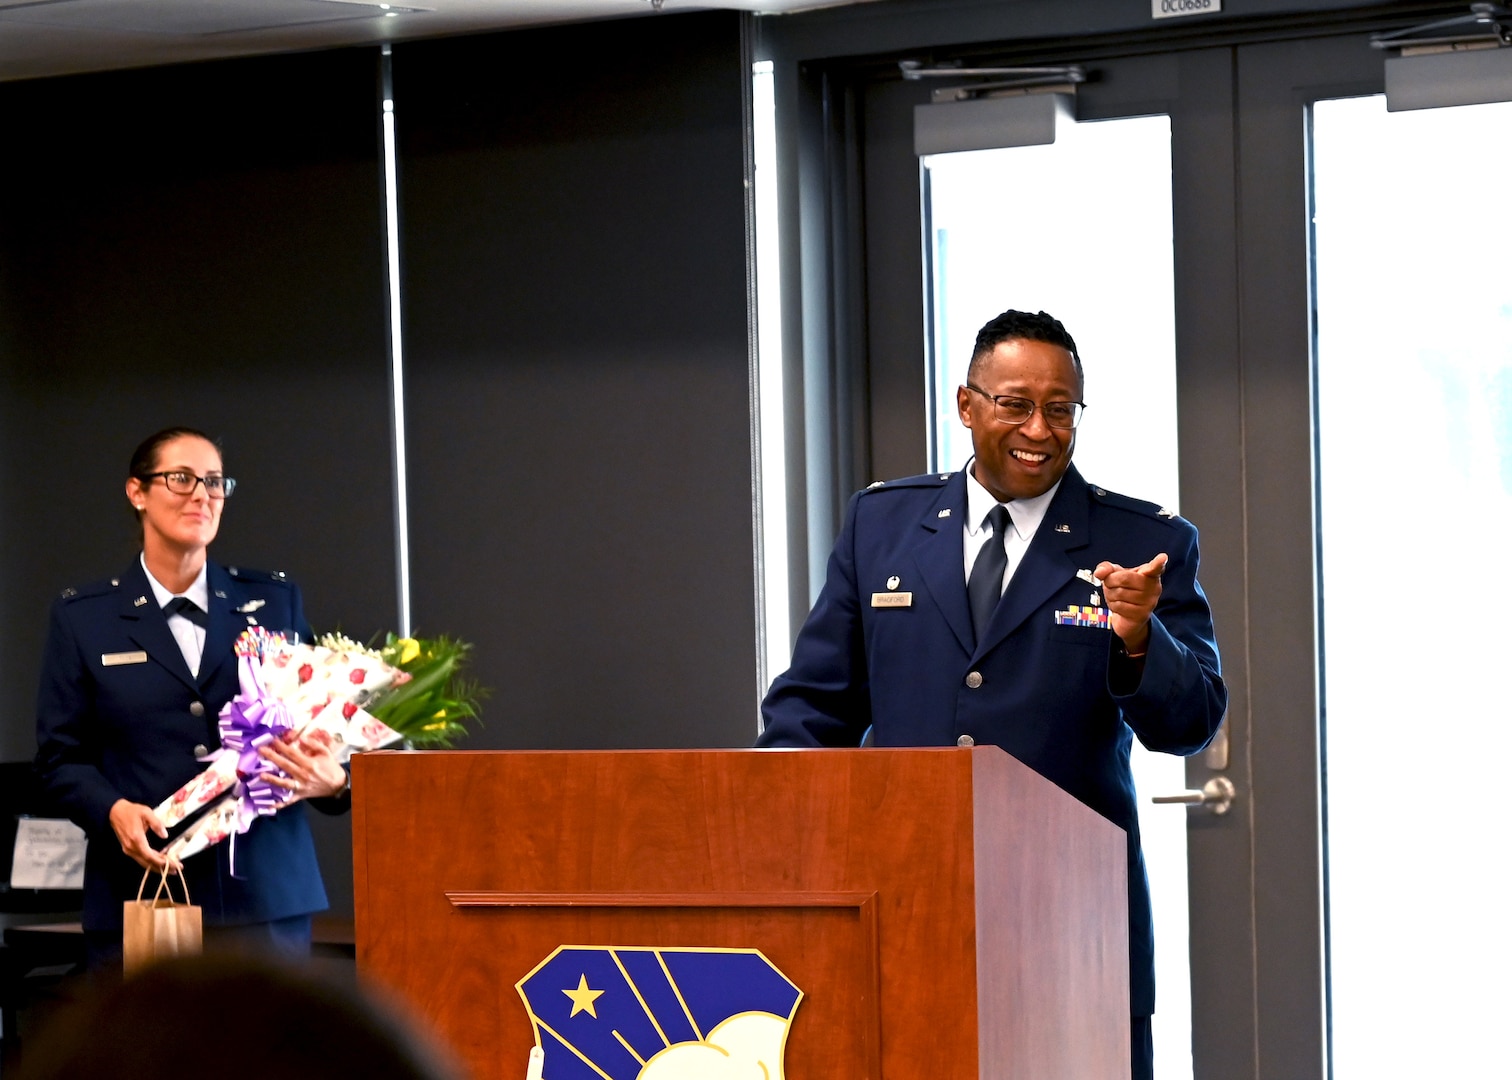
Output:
[155, 627, 480, 868]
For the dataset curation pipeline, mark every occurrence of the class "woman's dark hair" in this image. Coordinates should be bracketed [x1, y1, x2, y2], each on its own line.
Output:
[128, 426, 221, 480]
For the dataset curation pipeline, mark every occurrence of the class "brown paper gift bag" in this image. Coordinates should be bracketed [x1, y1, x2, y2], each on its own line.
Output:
[123, 868, 203, 975]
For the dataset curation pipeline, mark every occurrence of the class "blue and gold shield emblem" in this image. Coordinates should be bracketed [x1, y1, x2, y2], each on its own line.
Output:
[517, 946, 802, 1079]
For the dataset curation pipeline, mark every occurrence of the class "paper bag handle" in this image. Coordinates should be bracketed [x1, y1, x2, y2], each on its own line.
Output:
[136, 865, 192, 906]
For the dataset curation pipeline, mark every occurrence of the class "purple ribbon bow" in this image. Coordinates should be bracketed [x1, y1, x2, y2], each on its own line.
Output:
[216, 655, 300, 875]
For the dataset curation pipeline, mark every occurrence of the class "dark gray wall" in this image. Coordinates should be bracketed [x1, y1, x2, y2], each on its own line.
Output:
[0, 48, 396, 915]
[0, 48, 396, 761]
[394, 13, 757, 752]
[0, 10, 755, 920]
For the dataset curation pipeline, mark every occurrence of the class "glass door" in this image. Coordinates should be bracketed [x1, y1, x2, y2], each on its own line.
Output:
[1311, 93, 1512, 1077]
[835, 22, 1501, 1079]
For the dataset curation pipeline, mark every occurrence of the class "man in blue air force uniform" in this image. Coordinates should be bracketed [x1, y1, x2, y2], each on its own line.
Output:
[758, 309, 1227, 1080]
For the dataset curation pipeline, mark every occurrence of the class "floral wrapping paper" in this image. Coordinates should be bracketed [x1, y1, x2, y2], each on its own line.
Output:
[155, 631, 410, 865]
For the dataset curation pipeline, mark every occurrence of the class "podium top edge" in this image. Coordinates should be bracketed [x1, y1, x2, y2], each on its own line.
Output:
[361, 746, 1008, 756]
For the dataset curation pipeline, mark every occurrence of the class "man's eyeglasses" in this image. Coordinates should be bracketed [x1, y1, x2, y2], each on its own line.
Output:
[138, 471, 237, 498]
[964, 384, 1086, 429]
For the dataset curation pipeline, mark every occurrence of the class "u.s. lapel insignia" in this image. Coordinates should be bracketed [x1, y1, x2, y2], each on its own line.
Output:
[133, 595, 148, 607]
[517, 946, 802, 1080]
[937, 508, 951, 518]
[1055, 523, 1071, 533]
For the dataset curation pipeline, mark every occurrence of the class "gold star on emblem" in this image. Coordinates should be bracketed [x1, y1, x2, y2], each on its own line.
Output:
[562, 974, 605, 1018]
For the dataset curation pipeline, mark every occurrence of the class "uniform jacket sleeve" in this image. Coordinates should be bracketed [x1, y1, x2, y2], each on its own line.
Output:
[35, 595, 123, 830]
[758, 491, 872, 747]
[1110, 515, 1226, 756]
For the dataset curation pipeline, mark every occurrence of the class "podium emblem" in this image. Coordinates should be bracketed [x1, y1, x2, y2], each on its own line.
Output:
[517, 945, 802, 1079]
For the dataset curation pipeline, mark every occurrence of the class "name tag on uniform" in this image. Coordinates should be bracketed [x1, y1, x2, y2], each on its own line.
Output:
[871, 592, 913, 608]
[101, 651, 149, 666]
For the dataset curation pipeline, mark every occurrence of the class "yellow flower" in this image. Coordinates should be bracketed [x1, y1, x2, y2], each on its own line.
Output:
[394, 638, 421, 665]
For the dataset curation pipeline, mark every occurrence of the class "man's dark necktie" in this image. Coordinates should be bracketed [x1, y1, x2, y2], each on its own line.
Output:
[163, 596, 207, 628]
[967, 504, 1011, 643]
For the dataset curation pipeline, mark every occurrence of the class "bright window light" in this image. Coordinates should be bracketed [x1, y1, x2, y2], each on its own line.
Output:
[752, 59, 791, 699]
[1313, 93, 1512, 1078]
[380, 45, 411, 637]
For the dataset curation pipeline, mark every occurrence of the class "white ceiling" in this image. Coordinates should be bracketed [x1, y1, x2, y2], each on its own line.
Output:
[0, 0, 877, 82]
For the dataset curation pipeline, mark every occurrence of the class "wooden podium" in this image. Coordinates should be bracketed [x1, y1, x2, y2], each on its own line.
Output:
[353, 747, 1129, 1078]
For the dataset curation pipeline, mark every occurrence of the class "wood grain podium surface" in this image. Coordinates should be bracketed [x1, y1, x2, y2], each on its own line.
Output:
[353, 747, 1128, 1079]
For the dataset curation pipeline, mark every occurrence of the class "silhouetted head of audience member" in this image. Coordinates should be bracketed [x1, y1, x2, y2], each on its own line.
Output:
[16, 954, 464, 1080]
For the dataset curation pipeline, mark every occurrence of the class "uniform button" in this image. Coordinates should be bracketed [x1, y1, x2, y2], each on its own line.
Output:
[193, 744, 209, 758]
[189, 701, 205, 717]
[965, 671, 983, 688]
[957, 734, 975, 747]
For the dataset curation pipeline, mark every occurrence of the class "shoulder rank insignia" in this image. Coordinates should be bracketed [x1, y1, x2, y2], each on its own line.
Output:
[228, 567, 289, 583]
[517, 946, 802, 1079]
[867, 480, 885, 489]
[1158, 506, 1176, 518]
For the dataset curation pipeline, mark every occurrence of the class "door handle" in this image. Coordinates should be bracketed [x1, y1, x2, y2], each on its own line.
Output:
[1151, 776, 1236, 815]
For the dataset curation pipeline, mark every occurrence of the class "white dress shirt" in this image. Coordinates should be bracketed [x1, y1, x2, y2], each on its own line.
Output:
[962, 463, 1063, 597]
[141, 555, 209, 677]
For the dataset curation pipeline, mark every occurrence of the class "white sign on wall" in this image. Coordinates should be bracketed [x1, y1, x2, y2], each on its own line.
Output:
[10, 817, 86, 889]
[1153, 0, 1221, 18]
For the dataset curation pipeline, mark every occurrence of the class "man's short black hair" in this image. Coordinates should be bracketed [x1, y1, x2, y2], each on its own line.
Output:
[967, 309, 1083, 383]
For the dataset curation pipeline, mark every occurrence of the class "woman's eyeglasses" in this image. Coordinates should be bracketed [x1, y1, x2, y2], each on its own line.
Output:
[137, 471, 237, 498]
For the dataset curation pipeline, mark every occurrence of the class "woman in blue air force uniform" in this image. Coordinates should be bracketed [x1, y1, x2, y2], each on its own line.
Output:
[34, 427, 350, 964]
